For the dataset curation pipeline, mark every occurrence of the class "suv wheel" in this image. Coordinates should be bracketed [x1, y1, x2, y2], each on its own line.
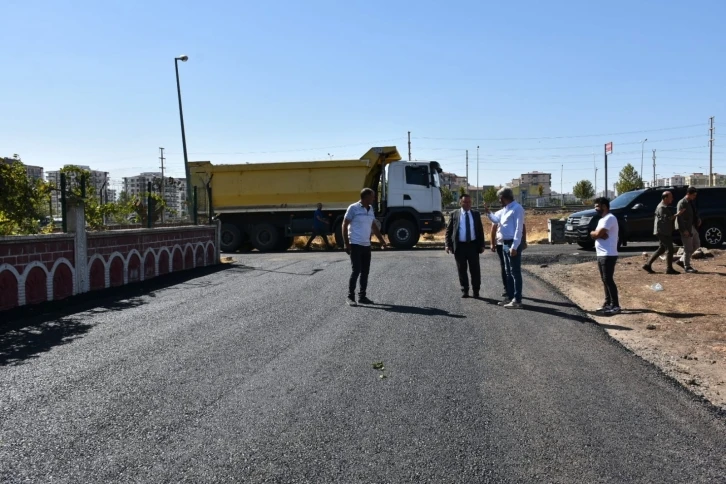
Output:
[701, 221, 724, 248]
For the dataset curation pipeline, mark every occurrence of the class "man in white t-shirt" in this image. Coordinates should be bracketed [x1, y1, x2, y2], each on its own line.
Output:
[589, 197, 621, 315]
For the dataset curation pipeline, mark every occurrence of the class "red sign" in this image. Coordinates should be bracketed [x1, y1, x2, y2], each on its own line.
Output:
[605, 142, 613, 155]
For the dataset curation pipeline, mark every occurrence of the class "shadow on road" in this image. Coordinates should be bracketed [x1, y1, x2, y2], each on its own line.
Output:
[230, 264, 325, 276]
[621, 308, 714, 319]
[479, 296, 598, 325]
[0, 264, 235, 366]
[359, 303, 466, 319]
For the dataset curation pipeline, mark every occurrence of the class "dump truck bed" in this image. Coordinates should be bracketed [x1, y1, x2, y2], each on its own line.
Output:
[189, 147, 401, 213]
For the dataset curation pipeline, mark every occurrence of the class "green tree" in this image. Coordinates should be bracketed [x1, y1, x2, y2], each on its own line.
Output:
[572, 180, 595, 201]
[537, 184, 544, 197]
[614, 164, 644, 195]
[440, 186, 455, 207]
[483, 186, 498, 205]
[458, 185, 467, 197]
[0, 155, 52, 235]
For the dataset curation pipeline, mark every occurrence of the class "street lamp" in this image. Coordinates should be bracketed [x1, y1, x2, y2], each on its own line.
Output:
[640, 138, 648, 184]
[174, 55, 192, 215]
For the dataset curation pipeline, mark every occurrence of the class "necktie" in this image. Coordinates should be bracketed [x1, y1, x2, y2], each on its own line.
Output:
[465, 211, 472, 242]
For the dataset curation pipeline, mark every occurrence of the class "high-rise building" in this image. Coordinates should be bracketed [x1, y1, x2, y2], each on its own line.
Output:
[685, 173, 710, 188]
[46, 165, 109, 215]
[1, 157, 44, 182]
[122, 172, 187, 218]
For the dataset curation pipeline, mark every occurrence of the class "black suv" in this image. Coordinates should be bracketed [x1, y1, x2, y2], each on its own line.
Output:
[564, 186, 726, 249]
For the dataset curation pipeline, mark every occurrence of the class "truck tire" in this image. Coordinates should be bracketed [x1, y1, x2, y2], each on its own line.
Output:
[251, 223, 280, 252]
[577, 240, 595, 250]
[388, 219, 420, 250]
[701, 221, 725, 248]
[220, 224, 242, 252]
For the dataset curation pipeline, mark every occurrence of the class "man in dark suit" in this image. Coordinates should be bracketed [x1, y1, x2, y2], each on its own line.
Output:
[445, 194, 486, 298]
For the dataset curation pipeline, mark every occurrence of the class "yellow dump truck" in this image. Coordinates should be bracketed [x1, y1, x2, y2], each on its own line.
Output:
[189, 146, 444, 252]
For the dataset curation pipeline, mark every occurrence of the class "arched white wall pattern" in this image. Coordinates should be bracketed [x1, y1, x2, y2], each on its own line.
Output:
[0, 263, 22, 307]
[125, 249, 143, 284]
[141, 247, 157, 280]
[19, 261, 51, 305]
[183, 242, 195, 269]
[157, 247, 172, 274]
[194, 242, 206, 267]
[107, 252, 126, 285]
[49, 258, 77, 297]
[87, 254, 109, 291]
[170, 244, 183, 272]
[204, 240, 215, 266]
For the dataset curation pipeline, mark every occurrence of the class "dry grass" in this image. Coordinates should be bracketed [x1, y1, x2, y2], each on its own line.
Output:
[528, 251, 726, 411]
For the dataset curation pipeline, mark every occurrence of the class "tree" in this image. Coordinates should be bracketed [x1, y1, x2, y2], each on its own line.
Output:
[572, 180, 595, 201]
[458, 185, 467, 197]
[483, 186, 498, 205]
[440, 186, 455, 207]
[537, 184, 544, 197]
[0, 155, 51, 235]
[614, 164, 644, 195]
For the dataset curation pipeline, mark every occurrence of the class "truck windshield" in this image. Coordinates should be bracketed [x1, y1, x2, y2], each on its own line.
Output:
[609, 190, 644, 209]
[432, 171, 440, 188]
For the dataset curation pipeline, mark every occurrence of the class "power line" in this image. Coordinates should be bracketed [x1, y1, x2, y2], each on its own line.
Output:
[414, 123, 706, 141]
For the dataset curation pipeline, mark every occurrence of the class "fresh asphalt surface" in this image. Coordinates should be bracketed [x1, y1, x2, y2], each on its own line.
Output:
[1, 247, 725, 483]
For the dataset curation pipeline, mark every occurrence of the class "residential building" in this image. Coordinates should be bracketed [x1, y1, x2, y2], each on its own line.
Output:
[122, 172, 187, 218]
[510, 171, 552, 198]
[46, 165, 109, 215]
[1, 157, 44, 182]
[685, 173, 710, 188]
[440, 172, 468, 193]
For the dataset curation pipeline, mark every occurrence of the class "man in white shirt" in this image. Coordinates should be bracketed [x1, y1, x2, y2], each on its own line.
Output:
[489, 209, 508, 298]
[590, 197, 621, 315]
[484, 188, 525, 309]
[342, 188, 388, 307]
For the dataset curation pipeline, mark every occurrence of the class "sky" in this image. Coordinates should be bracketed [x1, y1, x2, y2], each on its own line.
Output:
[2, 0, 724, 195]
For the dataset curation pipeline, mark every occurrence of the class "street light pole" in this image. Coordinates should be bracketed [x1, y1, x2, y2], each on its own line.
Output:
[476, 145, 479, 208]
[640, 138, 648, 185]
[174, 55, 192, 216]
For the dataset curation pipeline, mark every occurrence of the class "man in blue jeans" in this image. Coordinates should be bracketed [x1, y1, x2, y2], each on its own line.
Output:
[304, 203, 332, 250]
[484, 188, 525, 309]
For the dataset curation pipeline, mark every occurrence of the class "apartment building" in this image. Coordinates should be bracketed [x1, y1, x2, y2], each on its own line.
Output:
[1, 157, 44, 182]
[46, 165, 109, 215]
[122, 172, 187, 218]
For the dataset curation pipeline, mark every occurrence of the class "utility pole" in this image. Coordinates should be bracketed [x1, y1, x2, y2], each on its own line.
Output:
[159, 147, 166, 223]
[476, 146, 480, 208]
[652, 149, 657, 186]
[561, 164, 564, 206]
[604, 144, 608, 199]
[465, 150, 469, 191]
[593, 152, 598, 196]
[709, 116, 715, 187]
[408, 131, 412, 161]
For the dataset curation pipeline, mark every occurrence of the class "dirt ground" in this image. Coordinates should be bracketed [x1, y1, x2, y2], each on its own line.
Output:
[527, 251, 726, 411]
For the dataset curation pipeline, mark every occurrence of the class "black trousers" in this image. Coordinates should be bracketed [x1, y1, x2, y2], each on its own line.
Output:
[454, 242, 481, 293]
[495, 244, 507, 293]
[349, 244, 372, 297]
[646, 235, 674, 268]
[305, 228, 332, 248]
[597, 256, 619, 307]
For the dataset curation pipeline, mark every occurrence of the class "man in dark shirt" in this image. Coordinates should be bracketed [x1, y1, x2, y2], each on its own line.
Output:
[304, 203, 333, 250]
[643, 191, 685, 274]
[675, 187, 701, 273]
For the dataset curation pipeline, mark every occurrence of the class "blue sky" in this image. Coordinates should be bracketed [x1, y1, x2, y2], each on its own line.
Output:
[2, 0, 724, 194]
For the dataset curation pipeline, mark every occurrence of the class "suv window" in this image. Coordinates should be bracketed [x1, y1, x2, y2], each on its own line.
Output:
[634, 191, 662, 210]
[695, 188, 726, 208]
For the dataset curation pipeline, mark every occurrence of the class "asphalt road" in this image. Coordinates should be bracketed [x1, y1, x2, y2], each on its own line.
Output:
[1, 250, 725, 483]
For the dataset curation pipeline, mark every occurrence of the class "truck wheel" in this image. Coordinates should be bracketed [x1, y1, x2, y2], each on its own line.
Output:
[388, 219, 420, 250]
[220, 224, 242, 252]
[701, 221, 724, 248]
[251, 223, 280, 252]
[576, 240, 595, 250]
